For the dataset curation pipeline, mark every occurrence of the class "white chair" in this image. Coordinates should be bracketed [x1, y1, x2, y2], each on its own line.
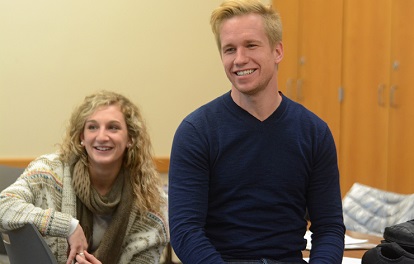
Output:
[343, 182, 414, 237]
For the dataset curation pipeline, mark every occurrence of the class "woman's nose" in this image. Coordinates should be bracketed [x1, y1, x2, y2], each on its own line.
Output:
[96, 129, 109, 141]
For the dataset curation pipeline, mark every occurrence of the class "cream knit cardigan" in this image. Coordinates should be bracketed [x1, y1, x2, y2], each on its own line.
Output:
[0, 153, 169, 264]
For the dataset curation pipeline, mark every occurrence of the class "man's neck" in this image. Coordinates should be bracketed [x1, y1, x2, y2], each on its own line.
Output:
[231, 88, 282, 121]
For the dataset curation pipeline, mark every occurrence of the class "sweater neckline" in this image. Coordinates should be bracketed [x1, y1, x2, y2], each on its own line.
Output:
[222, 91, 288, 123]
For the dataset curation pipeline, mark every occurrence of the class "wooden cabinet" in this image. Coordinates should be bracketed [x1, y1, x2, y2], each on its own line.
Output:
[271, 0, 299, 99]
[339, 0, 391, 193]
[272, 0, 343, 146]
[386, 0, 414, 193]
[273, 0, 414, 195]
[340, 0, 414, 194]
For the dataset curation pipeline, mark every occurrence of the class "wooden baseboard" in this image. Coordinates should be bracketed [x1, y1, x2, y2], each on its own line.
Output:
[0, 157, 170, 174]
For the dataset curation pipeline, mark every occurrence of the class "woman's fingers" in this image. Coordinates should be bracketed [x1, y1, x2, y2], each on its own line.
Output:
[74, 250, 101, 264]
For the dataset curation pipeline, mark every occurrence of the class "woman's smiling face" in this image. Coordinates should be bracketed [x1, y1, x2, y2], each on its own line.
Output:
[81, 104, 130, 170]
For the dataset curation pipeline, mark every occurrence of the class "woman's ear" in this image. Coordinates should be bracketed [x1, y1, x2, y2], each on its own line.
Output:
[127, 139, 133, 148]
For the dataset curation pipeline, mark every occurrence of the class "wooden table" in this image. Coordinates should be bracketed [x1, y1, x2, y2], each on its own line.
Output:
[302, 230, 383, 259]
[165, 230, 383, 263]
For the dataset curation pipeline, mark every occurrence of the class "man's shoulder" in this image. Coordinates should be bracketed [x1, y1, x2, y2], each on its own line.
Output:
[284, 97, 327, 127]
[184, 92, 229, 122]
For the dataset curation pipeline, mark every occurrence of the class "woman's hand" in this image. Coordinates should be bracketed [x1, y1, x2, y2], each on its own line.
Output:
[74, 250, 102, 264]
[66, 224, 89, 264]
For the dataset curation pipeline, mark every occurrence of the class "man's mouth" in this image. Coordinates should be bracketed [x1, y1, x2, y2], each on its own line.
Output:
[235, 69, 255, 76]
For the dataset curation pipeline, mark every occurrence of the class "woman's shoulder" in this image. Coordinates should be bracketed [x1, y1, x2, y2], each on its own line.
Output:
[28, 153, 63, 167]
[23, 153, 67, 181]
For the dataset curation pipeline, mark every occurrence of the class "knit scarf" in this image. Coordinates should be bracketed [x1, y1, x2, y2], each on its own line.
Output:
[72, 161, 133, 264]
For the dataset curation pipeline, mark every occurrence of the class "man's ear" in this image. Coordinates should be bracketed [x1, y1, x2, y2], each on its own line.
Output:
[274, 41, 284, 64]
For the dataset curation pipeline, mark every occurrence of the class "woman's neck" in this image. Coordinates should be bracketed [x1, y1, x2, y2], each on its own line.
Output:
[89, 164, 122, 195]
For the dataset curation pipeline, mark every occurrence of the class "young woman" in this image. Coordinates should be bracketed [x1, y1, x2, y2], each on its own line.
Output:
[0, 90, 169, 264]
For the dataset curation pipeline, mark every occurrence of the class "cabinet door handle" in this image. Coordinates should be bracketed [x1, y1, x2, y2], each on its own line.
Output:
[297, 79, 303, 101]
[377, 84, 385, 106]
[390, 85, 397, 107]
[286, 78, 294, 99]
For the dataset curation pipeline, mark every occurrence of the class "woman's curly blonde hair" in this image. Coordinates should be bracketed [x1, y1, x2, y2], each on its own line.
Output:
[59, 90, 163, 214]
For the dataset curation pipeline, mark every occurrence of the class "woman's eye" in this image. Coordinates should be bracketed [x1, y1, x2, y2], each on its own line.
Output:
[87, 125, 98, 130]
[109, 126, 120, 131]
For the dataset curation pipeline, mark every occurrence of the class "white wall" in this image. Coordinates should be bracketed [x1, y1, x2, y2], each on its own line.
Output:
[1, 0, 256, 158]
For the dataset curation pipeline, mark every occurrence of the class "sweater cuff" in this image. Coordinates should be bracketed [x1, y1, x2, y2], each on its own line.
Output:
[46, 210, 74, 237]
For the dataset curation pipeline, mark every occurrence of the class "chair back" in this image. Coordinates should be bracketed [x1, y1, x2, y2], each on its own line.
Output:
[0, 165, 25, 256]
[1, 223, 58, 264]
[343, 182, 414, 237]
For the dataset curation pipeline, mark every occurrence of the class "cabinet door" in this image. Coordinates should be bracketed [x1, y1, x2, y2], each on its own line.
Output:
[297, 0, 343, 145]
[387, 0, 414, 194]
[272, 0, 343, 146]
[272, 0, 299, 100]
[339, 0, 391, 194]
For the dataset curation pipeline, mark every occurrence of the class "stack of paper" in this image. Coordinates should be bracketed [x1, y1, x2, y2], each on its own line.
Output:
[304, 231, 377, 250]
[303, 257, 361, 264]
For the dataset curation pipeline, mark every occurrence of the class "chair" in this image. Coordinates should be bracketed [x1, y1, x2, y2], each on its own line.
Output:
[0, 165, 25, 257]
[0, 165, 25, 193]
[1, 223, 58, 264]
[343, 182, 414, 237]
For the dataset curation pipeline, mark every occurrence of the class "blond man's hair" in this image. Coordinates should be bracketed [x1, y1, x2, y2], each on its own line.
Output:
[210, 0, 282, 51]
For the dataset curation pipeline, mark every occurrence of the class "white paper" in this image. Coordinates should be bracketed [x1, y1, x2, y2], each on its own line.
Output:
[304, 257, 361, 264]
[304, 231, 372, 250]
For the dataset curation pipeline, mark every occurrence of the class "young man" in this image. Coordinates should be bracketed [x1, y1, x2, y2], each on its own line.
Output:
[169, 0, 345, 263]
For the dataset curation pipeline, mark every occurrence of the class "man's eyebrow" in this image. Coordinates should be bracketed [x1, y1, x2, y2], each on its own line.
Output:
[221, 43, 234, 49]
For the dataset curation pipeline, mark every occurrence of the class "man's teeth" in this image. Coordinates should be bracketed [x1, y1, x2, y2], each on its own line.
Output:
[236, 69, 254, 76]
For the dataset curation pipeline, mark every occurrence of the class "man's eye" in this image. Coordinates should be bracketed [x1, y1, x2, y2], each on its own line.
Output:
[224, 48, 235, 54]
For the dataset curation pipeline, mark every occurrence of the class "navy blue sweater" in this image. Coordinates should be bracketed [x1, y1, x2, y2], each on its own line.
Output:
[169, 92, 345, 263]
